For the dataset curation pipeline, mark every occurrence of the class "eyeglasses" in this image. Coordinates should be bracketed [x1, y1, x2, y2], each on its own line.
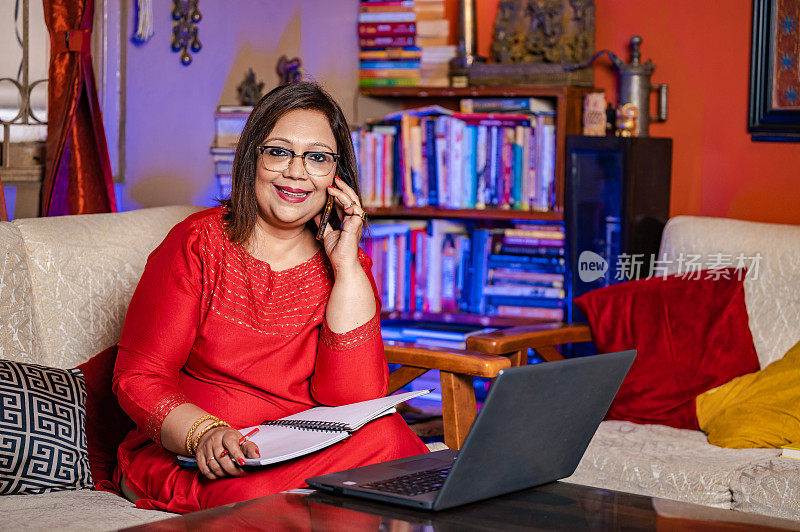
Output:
[257, 145, 339, 177]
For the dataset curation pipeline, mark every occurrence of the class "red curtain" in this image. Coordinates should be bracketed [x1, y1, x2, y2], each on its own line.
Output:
[0, 171, 8, 221]
[42, 0, 117, 216]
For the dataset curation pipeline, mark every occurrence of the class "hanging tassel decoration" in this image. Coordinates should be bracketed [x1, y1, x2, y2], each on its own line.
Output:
[133, 0, 154, 43]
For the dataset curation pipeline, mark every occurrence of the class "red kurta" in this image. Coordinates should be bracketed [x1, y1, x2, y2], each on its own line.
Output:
[112, 207, 428, 513]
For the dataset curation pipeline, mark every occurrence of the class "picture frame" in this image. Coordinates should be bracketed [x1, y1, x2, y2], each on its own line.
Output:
[749, 0, 800, 141]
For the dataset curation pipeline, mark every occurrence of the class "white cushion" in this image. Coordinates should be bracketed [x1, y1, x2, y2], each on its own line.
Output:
[658, 215, 800, 368]
[13, 206, 202, 369]
[564, 421, 779, 509]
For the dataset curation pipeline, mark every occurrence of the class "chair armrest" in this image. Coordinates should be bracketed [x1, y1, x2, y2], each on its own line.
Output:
[384, 341, 511, 378]
[466, 322, 593, 355]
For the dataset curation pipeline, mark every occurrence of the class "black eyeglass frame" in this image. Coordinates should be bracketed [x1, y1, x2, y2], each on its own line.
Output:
[257, 145, 340, 177]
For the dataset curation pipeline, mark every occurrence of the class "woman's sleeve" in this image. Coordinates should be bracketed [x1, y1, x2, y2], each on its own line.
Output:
[112, 221, 204, 444]
[311, 249, 388, 406]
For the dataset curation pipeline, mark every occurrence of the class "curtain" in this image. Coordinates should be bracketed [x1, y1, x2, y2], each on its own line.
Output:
[0, 171, 8, 221]
[42, 0, 117, 216]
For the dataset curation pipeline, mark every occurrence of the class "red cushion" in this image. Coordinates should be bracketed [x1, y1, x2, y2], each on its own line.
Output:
[76, 346, 135, 491]
[575, 269, 760, 430]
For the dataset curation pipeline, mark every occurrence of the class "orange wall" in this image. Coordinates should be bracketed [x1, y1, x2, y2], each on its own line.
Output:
[448, 0, 800, 225]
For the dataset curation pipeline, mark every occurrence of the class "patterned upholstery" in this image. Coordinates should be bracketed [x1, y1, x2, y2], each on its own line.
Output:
[731, 457, 800, 520]
[658, 216, 800, 368]
[0, 223, 43, 364]
[564, 421, 779, 509]
[13, 206, 203, 369]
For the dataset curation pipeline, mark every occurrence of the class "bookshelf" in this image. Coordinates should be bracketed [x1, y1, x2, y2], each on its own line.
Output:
[359, 85, 589, 329]
[360, 85, 591, 221]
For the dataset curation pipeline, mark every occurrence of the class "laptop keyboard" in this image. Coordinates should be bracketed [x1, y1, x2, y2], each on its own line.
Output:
[361, 466, 452, 496]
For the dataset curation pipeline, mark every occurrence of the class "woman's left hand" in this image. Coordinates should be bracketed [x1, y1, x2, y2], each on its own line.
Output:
[316, 176, 366, 274]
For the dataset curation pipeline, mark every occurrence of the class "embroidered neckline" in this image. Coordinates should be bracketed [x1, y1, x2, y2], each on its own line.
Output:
[249, 247, 326, 276]
[210, 209, 327, 278]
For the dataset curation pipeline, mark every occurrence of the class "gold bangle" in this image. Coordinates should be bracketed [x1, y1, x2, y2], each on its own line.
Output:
[191, 420, 231, 455]
[185, 415, 218, 455]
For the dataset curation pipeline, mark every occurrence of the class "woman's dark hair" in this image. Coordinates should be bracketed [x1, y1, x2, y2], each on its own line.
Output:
[221, 81, 362, 245]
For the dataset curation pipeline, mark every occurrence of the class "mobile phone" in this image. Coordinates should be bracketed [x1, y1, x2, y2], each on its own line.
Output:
[315, 195, 335, 240]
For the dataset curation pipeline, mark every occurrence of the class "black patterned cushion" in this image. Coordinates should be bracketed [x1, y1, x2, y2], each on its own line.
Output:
[0, 360, 92, 494]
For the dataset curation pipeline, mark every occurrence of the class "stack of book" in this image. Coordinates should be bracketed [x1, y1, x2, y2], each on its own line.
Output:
[358, 1, 421, 87]
[414, 0, 454, 86]
[354, 105, 557, 211]
[363, 219, 566, 320]
[473, 221, 566, 320]
[210, 105, 252, 198]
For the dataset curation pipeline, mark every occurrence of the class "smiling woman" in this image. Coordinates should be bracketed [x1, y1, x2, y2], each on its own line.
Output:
[110, 82, 429, 513]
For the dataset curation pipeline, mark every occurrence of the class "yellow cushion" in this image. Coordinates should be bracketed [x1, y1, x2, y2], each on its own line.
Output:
[697, 339, 800, 448]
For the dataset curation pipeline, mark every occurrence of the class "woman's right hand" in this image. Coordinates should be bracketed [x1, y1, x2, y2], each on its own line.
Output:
[195, 426, 260, 479]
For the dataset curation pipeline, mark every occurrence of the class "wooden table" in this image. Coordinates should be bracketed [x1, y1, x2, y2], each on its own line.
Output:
[123, 481, 800, 531]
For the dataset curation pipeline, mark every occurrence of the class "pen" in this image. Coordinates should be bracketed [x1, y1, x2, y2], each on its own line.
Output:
[219, 427, 259, 459]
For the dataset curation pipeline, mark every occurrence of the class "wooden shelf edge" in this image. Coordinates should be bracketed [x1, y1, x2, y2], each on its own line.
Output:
[366, 207, 563, 221]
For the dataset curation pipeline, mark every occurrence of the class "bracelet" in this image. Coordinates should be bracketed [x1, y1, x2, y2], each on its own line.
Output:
[185, 415, 218, 455]
[191, 420, 231, 455]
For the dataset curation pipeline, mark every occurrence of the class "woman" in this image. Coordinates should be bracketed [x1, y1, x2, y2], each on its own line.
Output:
[112, 82, 429, 513]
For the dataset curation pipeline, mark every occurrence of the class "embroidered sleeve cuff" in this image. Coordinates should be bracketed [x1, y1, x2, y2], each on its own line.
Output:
[320, 310, 381, 351]
[144, 391, 189, 444]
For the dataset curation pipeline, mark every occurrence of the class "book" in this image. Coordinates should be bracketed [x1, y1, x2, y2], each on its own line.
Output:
[781, 443, 800, 459]
[360, 47, 422, 60]
[177, 390, 431, 467]
[358, 22, 417, 37]
[459, 97, 556, 114]
[358, 12, 416, 23]
[359, 36, 416, 48]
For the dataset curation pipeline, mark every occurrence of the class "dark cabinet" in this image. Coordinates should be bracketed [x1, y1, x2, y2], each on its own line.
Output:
[564, 136, 672, 324]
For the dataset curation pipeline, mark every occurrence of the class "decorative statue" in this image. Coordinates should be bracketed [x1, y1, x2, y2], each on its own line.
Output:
[276, 55, 303, 84]
[237, 69, 265, 106]
[490, 0, 595, 65]
[582, 92, 607, 136]
[616, 103, 639, 137]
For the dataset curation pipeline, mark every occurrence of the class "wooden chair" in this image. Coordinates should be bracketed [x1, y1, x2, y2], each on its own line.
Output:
[466, 322, 594, 366]
[383, 342, 511, 449]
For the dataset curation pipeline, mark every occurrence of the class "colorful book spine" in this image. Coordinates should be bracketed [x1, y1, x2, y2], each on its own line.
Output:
[360, 1, 415, 10]
[359, 60, 421, 69]
[503, 236, 564, 247]
[491, 306, 564, 320]
[459, 97, 556, 114]
[358, 12, 416, 23]
[360, 47, 422, 60]
[358, 78, 421, 87]
[482, 284, 565, 299]
[358, 22, 416, 36]
[359, 36, 416, 48]
[423, 117, 438, 206]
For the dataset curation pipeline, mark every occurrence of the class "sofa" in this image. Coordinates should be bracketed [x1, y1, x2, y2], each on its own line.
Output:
[470, 215, 800, 520]
[0, 205, 456, 530]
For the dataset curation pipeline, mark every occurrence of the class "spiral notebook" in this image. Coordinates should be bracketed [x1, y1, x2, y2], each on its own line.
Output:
[177, 389, 432, 467]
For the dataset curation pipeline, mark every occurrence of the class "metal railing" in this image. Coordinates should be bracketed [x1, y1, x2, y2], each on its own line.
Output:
[1, 0, 48, 170]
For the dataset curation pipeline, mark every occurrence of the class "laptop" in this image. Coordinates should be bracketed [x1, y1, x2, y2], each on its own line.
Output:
[306, 349, 635, 511]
